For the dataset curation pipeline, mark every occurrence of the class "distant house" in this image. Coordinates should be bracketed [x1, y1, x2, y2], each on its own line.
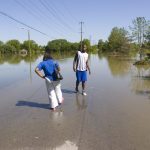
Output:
[20, 49, 27, 56]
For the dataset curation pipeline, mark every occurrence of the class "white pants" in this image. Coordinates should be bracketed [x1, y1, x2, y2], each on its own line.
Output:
[45, 78, 63, 108]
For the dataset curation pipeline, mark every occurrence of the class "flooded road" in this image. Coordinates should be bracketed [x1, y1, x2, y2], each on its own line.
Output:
[0, 54, 150, 150]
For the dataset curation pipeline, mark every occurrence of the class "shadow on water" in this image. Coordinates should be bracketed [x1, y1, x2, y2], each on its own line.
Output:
[16, 100, 50, 110]
[62, 89, 76, 94]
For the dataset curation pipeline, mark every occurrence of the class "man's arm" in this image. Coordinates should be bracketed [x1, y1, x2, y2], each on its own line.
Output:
[73, 52, 78, 72]
[86, 59, 91, 75]
[35, 67, 45, 79]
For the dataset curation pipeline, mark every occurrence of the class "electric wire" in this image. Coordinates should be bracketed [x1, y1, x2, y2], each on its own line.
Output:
[59, 0, 79, 23]
[39, 0, 76, 33]
[44, 0, 78, 35]
[28, 0, 71, 38]
[0, 11, 48, 36]
[18, 0, 67, 38]
[42, 0, 76, 33]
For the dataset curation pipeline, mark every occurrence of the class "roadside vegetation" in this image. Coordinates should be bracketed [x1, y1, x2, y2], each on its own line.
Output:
[0, 17, 150, 65]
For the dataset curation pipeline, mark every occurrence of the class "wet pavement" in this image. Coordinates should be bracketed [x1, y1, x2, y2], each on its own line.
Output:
[0, 54, 150, 150]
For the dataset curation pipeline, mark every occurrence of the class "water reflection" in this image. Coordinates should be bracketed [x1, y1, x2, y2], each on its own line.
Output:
[0, 51, 75, 64]
[2, 53, 150, 149]
[131, 65, 150, 99]
[0, 53, 42, 64]
[0, 52, 75, 88]
[54, 140, 78, 150]
[132, 65, 150, 77]
[131, 78, 150, 99]
[47, 105, 79, 150]
[50, 109, 64, 123]
[97, 53, 150, 100]
[105, 55, 131, 77]
[75, 94, 88, 110]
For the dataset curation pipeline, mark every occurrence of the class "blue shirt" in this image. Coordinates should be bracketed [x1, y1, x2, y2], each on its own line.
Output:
[37, 59, 59, 81]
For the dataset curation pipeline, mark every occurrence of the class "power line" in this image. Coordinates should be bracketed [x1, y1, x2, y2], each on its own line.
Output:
[59, 0, 79, 23]
[43, 0, 76, 33]
[39, 0, 76, 33]
[28, 0, 71, 38]
[17, 0, 64, 37]
[14, 0, 57, 39]
[48, 0, 78, 35]
[14, 0, 78, 41]
[0, 11, 48, 36]
[44, 0, 77, 33]
[47, 0, 72, 23]
[14, 0, 39, 20]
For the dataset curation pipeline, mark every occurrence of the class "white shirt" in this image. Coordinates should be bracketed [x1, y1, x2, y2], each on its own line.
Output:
[77, 51, 88, 71]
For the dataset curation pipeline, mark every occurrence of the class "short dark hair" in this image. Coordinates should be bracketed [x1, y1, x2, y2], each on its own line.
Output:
[43, 51, 53, 61]
[79, 42, 87, 50]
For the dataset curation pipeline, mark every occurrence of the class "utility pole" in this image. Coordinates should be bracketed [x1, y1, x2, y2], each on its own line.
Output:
[21, 28, 31, 56]
[27, 30, 32, 83]
[28, 30, 31, 57]
[79, 21, 84, 50]
[21, 28, 32, 82]
[89, 35, 92, 45]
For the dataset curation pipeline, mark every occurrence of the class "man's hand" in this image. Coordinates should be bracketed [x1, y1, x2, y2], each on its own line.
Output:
[42, 76, 45, 79]
[73, 66, 76, 72]
[35, 68, 45, 79]
[89, 70, 91, 75]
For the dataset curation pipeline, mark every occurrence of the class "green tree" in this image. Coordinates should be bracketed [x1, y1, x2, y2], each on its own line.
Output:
[145, 26, 150, 43]
[0, 44, 16, 53]
[6, 40, 21, 52]
[46, 39, 72, 52]
[98, 39, 104, 51]
[22, 40, 39, 53]
[97, 40, 109, 53]
[91, 45, 98, 53]
[129, 17, 149, 46]
[70, 42, 80, 51]
[108, 27, 129, 53]
[0, 41, 3, 46]
[79, 39, 91, 51]
[0, 41, 4, 53]
[129, 17, 150, 59]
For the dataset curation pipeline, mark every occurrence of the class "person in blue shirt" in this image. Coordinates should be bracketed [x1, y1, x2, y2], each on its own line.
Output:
[35, 51, 64, 111]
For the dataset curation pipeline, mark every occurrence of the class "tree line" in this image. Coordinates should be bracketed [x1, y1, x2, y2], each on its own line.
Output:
[0, 17, 150, 55]
[0, 40, 43, 54]
[98, 17, 150, 55]
[0, 38, 96, 54]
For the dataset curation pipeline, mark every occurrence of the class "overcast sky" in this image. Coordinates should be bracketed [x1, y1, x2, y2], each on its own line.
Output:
[0, 0, 150, 45]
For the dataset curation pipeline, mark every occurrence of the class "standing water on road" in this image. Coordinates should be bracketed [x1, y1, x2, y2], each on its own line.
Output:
[0, 53, 150, 150]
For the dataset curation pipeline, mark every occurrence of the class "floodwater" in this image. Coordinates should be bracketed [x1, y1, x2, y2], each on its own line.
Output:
[0, 53, 150, 150]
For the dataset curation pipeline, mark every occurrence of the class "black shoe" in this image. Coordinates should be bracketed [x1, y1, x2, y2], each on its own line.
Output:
[75, 88, 79, 93]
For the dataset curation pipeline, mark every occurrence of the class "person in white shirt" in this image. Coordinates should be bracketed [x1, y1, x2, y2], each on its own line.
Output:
[73, 44, 91, 95]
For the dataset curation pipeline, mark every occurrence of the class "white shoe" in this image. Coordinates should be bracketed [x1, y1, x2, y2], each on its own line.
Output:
[82, 91, 87, 96]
